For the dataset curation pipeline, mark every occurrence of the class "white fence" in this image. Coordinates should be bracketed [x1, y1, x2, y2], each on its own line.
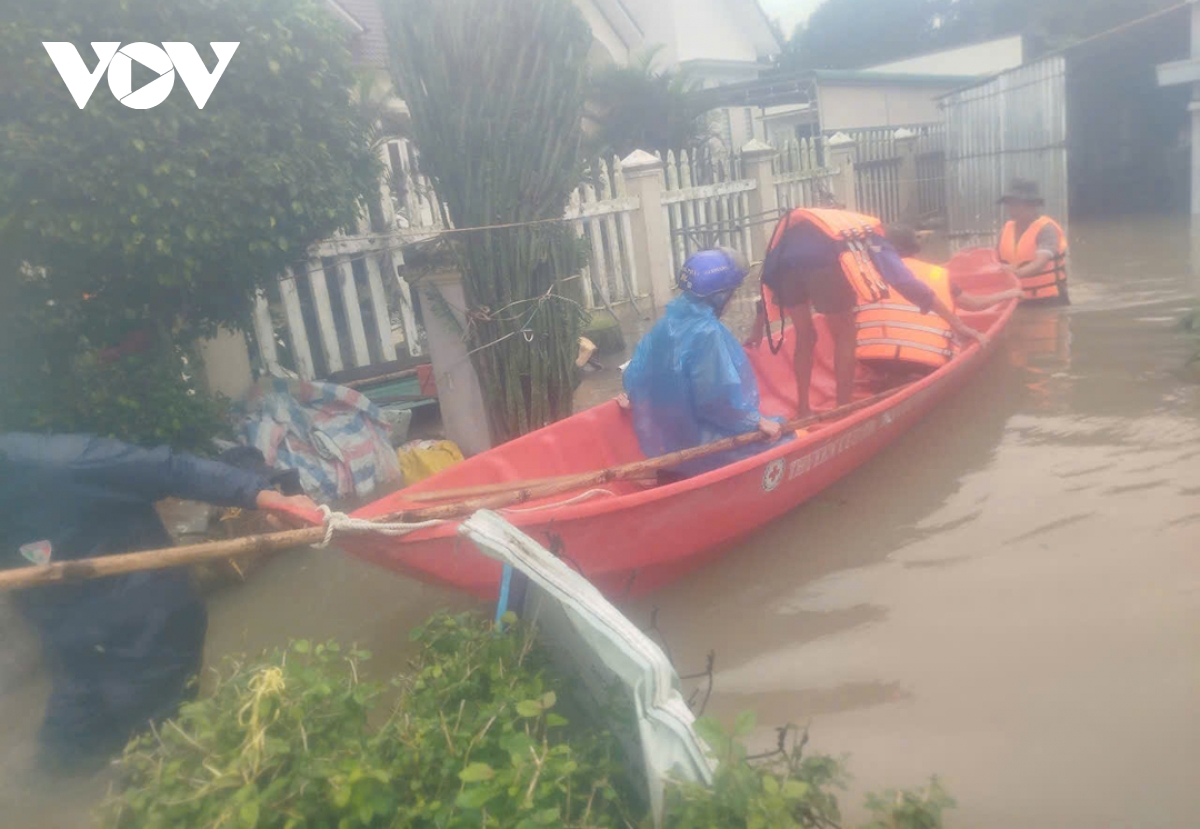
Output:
[568, 158, 642, 310]
[663, 149, 757, 277]
[249, 133, 934, 381]
[774, 137, 840, 213]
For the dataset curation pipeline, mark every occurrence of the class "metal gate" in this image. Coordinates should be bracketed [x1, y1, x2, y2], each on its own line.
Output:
[942, 56, 1068, 250]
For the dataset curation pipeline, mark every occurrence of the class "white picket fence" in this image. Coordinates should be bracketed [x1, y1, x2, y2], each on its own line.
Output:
[250, 137, 863, 381]
[774, 137, 840, 213]
[567, 158, 642, 310]
[661, 149, 757, 278]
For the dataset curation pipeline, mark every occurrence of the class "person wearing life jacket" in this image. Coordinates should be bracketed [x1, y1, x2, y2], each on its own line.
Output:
[757, 209, 984, 417]
[618, 248, 783, 478]
[886, 224, 1022, 313]
[996, 178, 1069, 304]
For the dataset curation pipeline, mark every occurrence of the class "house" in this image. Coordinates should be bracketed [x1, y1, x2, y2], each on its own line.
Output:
[575, 0, 781, 152]
[698, 36, 1026, 146]
[940, 3, 1191, 246]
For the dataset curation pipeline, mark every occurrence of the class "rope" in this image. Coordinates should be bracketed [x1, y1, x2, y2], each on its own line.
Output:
[501, 488, 619, 514]
[317, 505, 445, 548]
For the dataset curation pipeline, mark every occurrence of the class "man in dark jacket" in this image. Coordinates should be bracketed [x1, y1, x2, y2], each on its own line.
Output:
[0, 433, 319, 768]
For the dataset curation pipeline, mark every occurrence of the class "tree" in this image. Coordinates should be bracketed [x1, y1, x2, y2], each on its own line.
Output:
[585, 46, 713, 159]
[383, 0, 591, 443]
[0, 0, 380, 449]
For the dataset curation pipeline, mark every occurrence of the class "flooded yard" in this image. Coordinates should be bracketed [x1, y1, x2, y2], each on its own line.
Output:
[3, 216, 1200, 826]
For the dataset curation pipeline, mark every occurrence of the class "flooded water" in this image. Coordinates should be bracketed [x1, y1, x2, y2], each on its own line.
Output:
[4, 216, 1200, 826]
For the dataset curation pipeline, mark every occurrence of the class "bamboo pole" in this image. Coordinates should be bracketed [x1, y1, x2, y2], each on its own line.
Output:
[0, 385, 910, 592]
[0, 528, 327, 592]
[407, 470, 660, 503]
[380, 384, 910, 521]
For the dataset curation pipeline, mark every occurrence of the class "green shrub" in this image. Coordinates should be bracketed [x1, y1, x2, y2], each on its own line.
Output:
[0, 340, 231, 453]
[100, 612, 952, 828]
[100, 613, 630, 828]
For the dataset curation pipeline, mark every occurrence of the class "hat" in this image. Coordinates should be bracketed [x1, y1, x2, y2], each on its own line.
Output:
[998, 178, 1044, 205]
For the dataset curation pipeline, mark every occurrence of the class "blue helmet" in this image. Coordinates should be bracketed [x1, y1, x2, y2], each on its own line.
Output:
[677, 247, 750, 298]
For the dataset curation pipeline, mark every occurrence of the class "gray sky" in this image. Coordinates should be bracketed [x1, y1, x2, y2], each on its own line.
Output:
[759, 0, 825, 35]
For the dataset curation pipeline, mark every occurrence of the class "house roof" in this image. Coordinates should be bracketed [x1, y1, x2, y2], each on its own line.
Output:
[326, 0, 390, 69]
[813, 69, 981, 87]
[694, 68, 979, 109]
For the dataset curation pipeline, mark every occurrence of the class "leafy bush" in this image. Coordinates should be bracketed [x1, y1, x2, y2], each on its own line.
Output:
[667, 714, 952, 829]
[0, 0, 379, 447]
[100, 612, 952, 828]
[100, 613, 630, 828]
[0, 338, 231, 454]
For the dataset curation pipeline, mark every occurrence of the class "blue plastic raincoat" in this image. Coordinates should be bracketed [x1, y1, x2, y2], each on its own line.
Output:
[623, 294, 774, 477]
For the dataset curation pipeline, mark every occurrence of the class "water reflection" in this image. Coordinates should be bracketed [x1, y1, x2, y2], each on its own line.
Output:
[627, 215, 1200, 828]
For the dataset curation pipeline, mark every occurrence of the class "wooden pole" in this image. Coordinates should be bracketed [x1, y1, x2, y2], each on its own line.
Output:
[0, 384, 910, 592]
[406, 470, 660, 503]
[381, 384, 910, 521]
[0, 527, 327, 592]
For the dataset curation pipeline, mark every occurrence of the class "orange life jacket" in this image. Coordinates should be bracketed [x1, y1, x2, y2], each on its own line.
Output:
[761, 208, 954, 369]
[856, 258, 955, 369]
[762, 208, 890, 307]
[998, 216, 1067, 301]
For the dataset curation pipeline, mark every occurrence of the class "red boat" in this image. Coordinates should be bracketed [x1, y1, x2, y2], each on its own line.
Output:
[349, 249, 1017, 600]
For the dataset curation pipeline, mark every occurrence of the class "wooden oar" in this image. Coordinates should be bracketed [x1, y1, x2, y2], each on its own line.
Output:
[406, 470, 661, 503]
[0, 384, 909, 592]
[379, 383, 911, 522]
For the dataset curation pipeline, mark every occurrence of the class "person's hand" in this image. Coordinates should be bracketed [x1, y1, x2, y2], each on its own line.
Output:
[255, 490, 323, 528]
[616, 393, 631, 411]
[758, 417, 783, 441]
[956, 324, 987, 346]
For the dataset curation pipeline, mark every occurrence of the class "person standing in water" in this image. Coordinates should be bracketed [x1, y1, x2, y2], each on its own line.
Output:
[996, 178, 1069, 304]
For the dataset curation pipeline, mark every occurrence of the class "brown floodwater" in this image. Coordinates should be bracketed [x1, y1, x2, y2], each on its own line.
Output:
[3, 216, 1200, 827]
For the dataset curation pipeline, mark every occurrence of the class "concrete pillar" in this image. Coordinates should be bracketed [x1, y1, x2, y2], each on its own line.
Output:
[620, 149, 675, 316]
[422, 269, 493, 457]
[827, 132, 859, 213]
[1190, 98, 1200, 218]
[893, 127, 920, 223]
[740, 139, 779, 262]
[198, 327, 254, 401]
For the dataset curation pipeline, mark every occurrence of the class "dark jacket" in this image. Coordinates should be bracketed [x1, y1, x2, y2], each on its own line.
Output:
[0, 433, 267, 658]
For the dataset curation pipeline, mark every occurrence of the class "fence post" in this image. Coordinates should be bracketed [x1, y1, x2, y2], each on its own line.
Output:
[827, 132, 859, 213]
[893, 127, 920, 224]
[621, 149, 674, 316]
[740, 139, 778, 262]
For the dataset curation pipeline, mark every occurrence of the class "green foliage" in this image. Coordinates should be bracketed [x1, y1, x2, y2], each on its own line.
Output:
[664, 715, 951, 829]
[99, 612, 951, 828]
[0, 0, 379, 447]
[100, 613, 629, 828]
[9, 345, 231, 454]
[585, 46, 713, 159]
[861, 780, 955, 829]
[383, 0, 591, 442]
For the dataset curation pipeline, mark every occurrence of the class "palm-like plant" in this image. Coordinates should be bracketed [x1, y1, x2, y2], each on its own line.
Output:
[585, 46, 714, 160]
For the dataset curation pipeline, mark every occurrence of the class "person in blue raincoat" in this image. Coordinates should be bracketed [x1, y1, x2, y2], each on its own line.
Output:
[0, 433, 320, 770]
[619, 248, 782, 478]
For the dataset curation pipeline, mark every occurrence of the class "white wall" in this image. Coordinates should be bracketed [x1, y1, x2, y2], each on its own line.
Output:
[573, 0, 631, 65]
[199, 328, 254, 401]
[867, 36, 1023, 78]
[817, 82, 958, 131]
[668, 0, 760, 65]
